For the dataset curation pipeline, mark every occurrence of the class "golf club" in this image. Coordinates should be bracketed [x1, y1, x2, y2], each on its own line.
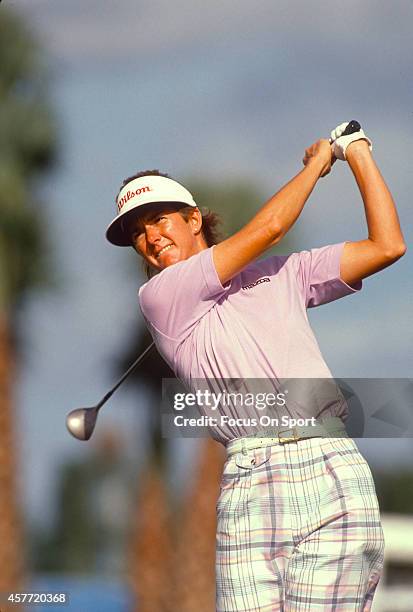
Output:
[67, 120, 361, 442]
[66, 341, 155, 441]
[329, 119, 361, 144]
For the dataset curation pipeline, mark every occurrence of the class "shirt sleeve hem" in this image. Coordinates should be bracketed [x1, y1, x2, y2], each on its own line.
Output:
[201, 245, 232, 294]
[329, 241, 363, 293]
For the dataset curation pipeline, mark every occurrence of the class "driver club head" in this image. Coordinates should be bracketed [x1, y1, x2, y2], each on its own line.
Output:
[66, 406, 99, 441]
[66, 342, 155, 441]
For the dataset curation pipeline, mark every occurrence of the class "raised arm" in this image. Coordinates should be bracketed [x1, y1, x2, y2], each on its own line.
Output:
[213, 139, 333, 285]
[338, 140, 406, 286]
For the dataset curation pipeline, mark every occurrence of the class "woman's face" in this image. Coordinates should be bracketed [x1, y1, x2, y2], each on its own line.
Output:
[130, 205, 205, 271]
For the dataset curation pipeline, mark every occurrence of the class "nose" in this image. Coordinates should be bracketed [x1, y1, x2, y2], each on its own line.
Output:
[144, 223, 161, 245]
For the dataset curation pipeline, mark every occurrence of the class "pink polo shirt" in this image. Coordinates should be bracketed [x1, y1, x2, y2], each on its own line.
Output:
[138, 242, 361, 442]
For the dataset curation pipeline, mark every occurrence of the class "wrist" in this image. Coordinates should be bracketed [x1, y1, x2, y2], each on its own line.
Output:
[345, 139, 371, 161]
[305, 156, 326, 178]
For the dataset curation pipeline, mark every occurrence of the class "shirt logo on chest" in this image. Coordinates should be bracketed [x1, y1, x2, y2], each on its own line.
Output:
[242, 277, 270, 290]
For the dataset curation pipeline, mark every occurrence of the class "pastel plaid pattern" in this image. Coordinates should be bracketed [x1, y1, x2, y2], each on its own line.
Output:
[216, 437, 384, 611]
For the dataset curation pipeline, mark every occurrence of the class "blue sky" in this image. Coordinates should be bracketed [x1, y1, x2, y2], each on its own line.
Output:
[11, 0, 413, 527]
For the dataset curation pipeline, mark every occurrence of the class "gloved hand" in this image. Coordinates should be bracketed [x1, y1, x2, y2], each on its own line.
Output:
[330, 122, 372, 160]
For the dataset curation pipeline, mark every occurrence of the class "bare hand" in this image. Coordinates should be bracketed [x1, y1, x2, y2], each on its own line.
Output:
[302, 139, 335, 178]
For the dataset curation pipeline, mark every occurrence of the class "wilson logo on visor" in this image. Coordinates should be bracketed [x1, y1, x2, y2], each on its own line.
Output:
[117, 186, 152, 212]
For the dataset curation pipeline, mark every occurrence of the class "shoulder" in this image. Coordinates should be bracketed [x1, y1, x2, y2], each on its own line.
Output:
[138, 247, 231, 336]
[247, 252, 295, 276]
[139, 247, 224, 302]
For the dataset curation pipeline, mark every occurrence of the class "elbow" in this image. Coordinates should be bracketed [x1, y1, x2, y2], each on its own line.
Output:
[383, 242, 407, 262]
[268, 219, 283, 247]
[398, 242, 407, 257]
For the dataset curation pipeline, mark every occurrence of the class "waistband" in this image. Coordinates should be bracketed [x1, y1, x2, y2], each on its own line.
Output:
[225, 416, 348, 457]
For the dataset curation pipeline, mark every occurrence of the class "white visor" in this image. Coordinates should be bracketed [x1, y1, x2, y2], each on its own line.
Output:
[106, 175, 196, 246]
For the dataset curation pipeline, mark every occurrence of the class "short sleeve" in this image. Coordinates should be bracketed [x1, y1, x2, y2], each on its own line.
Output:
[294, 242, 362, 308]
[138, 246, 230, 341]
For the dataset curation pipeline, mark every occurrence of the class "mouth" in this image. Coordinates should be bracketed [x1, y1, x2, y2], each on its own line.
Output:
[155, 244, 174, 259]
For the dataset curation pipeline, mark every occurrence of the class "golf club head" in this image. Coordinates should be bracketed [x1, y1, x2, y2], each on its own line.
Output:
[66, 406, 98, 441]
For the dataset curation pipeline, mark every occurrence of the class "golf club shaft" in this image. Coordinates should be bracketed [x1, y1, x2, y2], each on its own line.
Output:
[96, 341, 155, 409]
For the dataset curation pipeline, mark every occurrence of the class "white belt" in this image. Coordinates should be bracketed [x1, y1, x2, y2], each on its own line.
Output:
[226, 417, 348, 457]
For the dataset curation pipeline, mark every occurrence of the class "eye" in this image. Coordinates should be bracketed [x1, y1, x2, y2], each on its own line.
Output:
[131, 229, 143, 243]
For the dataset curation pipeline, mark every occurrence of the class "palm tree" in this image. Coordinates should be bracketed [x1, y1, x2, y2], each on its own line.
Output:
[119, 178, 301, 609]
[120, 329, 175, 611]
[127, 461, 173, 612]
[171, 438, 226, 611]
[0, 6, 56, 605]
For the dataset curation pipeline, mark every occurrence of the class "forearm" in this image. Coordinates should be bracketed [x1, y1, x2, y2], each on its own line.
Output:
[346, 142, 406, 254]
[244, 157, 325, 246]
[213, 138, 331, 284]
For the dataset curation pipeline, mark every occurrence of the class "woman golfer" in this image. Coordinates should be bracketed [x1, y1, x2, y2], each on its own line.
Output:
[106, 122, 405, 611]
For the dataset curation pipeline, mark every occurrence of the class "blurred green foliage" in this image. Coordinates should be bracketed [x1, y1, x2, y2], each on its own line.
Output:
[32, 461, 101, 573]
[185, 177, 297, 254]
[0, 6, 56, 315]
[375, 470, 413, 514]
[32, 437, 135, 574]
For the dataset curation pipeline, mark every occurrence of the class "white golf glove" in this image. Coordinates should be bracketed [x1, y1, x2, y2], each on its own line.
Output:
[330, 122, 372, 160]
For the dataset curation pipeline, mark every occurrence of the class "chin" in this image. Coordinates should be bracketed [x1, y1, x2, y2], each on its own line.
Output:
[161, 259, 178, 269]
[159, 253, 183, 269]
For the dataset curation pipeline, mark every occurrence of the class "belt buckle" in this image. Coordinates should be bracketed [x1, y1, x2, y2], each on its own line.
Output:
[278, 427, 299, 444]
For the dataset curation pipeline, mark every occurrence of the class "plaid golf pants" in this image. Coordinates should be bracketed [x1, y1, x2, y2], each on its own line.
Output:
[216, 437, 384, 611]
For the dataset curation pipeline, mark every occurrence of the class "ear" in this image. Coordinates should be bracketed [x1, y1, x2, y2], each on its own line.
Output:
[189, 208, 203, 235]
